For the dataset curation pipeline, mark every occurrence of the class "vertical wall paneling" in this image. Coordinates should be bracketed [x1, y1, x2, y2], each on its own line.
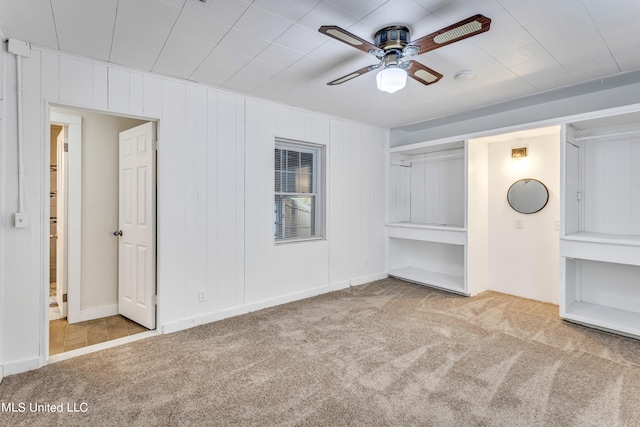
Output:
[205, 90, 219, 310]
[244, 99, 277, 305]
[91, 63, 108, 110]
[0, 49, 5, 380]
[59, 56, 92, 107]
[184, 85, 208, 316]
[4, 50, 43, 367]
[234, 98, 246, 307]
[585, 139, 637, 234]
[410, 163, 426, 223]
[214, 92, 245, 309]
[143, 75, 162, 119]
[129, 72, 144, 117]
[364, 125, 387, 273]
[25, 49, 45, 360]
[633, 140, 640, 235]
[158, 79, 187, 325]
[328, 118, 348, 283]
[329, 118, 387, 286]
[108, 67, 130, 114]
[41, 52, 59, 103]
[387, 165, 410, 223]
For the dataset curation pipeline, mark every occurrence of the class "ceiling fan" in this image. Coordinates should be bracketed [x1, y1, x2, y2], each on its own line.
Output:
[318, 14, 491, 93]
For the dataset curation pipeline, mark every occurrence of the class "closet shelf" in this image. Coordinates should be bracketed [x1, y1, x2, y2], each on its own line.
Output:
[387, 223, 466, 244]
[388, 267, 467, 296]
[562, 232, 640, 246]
[561, 238, 640, 266]
[564, 301, 640, 339]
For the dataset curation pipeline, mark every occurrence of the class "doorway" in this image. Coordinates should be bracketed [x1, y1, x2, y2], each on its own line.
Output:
[48, 107, 157, 355]
[468, 126, 561, 304]
[49, 124, 64, 321]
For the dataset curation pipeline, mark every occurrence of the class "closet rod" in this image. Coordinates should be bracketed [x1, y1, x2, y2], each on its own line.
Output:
[391, 152, 463, 167]
[571, 128, 640, 141]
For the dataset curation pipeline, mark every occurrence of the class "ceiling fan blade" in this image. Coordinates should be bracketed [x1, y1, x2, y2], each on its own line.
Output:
[319, 25, 379, 55]
[327, 64, 376, 86]
[406, 61, 443, 86]
[412, 14, 491, 54]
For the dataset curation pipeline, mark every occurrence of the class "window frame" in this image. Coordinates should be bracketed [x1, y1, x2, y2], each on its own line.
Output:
[274, 138, 325, 244]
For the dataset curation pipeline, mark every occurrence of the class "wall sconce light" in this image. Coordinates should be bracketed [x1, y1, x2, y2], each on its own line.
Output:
[511, 147, 527, 159]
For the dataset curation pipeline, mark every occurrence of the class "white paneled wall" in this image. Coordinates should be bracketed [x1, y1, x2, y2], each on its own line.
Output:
[0, 48, 5, 381]
[409, 154, 465, 226]
[329, 118, 387, 286]
[0, 48, 387, 374]
[245, 99, 330, 305]
[584, 136, 640, 235]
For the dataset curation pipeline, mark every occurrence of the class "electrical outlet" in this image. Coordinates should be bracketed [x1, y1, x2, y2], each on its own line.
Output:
[14, 212, 28, 228]
[198, 289, 206, 302]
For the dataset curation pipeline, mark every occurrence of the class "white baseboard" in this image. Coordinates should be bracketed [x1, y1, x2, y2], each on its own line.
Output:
[162, 272, 388, 335]
[77, 304, 118, 323]
[330, 272, 388, 290]
[3, 357, 41, 377]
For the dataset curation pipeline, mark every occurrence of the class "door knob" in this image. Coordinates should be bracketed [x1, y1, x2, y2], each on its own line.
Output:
[113, 230, 123, 236]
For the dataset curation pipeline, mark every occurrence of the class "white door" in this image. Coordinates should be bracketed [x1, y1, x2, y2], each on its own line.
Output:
[56, 128, 68, 317]
[117, 122, 156, 329]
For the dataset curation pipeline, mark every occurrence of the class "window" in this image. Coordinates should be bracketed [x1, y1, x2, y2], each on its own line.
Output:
[274, 140, 324, 242]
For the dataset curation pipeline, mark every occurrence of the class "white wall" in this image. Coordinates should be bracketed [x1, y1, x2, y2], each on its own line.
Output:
[0, 48, 388, 375]
[485, 132, 560, 304]
[0, 46, 6, 382]
[329, 118, 387, 286]
[583, 134, 640, 235]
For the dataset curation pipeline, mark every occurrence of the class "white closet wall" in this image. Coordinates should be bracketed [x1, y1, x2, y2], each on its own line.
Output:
[484, 132, 560, 304]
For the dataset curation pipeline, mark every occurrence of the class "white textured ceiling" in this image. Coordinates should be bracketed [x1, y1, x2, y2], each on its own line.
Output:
[1, 0, 639, 128]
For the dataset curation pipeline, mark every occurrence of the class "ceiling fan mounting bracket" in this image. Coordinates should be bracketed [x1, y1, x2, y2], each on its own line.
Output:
[374, 25, 411, 51]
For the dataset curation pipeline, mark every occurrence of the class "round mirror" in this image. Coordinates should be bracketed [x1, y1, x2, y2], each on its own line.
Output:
[507, 178, 549, 214]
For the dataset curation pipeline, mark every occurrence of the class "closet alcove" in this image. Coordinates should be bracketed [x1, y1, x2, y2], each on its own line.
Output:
[388, 108, 640, 340]
[387, 125, 561, 302]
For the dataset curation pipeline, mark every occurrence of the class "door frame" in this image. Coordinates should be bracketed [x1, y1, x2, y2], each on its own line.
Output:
[49, 112, 82, 323]
[44, 104, 160, 363]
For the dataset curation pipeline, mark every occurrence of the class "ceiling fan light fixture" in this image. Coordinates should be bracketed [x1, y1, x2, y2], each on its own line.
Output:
[376, 67, 407, 93]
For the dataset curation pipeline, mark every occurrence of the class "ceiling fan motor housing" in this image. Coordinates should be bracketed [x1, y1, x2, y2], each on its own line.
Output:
[374, 26, 411, 50]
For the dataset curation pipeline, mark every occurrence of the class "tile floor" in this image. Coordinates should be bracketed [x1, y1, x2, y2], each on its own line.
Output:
[49, 315, 148, 355]
[48, 282, 148, 355]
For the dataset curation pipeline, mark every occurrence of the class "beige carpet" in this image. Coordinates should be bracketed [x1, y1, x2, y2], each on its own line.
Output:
[2, 278, 640, 426]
